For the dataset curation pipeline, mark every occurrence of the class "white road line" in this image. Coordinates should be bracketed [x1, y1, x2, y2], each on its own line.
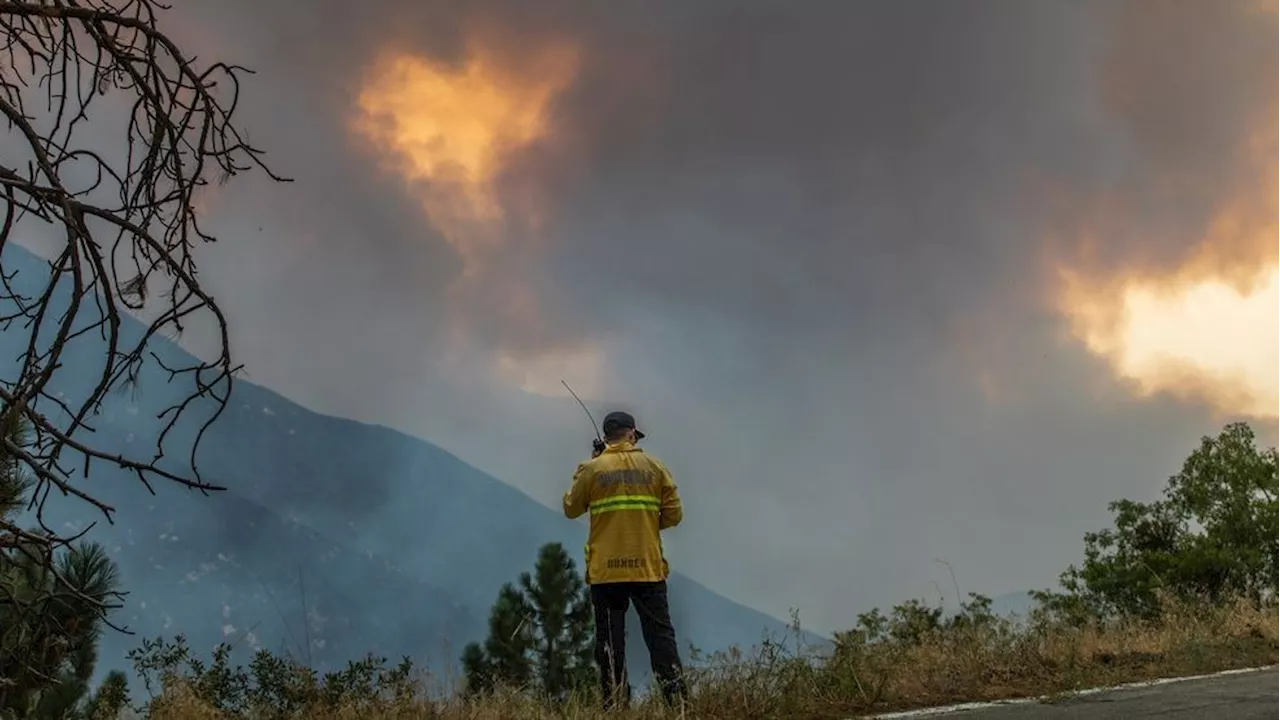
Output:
[859, 664, 1279, 719]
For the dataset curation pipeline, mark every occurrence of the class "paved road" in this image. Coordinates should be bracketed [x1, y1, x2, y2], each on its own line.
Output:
[907, 669, 1278, 719]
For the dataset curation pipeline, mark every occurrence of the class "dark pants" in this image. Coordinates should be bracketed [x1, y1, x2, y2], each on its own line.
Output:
[590, 580, 687, 709]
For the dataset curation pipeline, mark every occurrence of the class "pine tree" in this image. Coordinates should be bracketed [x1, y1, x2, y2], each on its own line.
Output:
[520, 543, 595, 699]
[462, 583, 535, 694]
[461, 543, 594, 699]
[0, 414, 123, 716]
[460, 643, 491, 696]
[0, 408, 33, 519]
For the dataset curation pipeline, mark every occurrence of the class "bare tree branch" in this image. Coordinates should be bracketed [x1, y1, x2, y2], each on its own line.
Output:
[0, 0, 289, 678]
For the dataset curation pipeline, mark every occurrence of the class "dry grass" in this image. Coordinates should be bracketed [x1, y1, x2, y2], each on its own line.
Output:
[125, 597, 1277, 720]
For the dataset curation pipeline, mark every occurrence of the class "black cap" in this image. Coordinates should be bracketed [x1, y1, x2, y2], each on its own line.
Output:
[602, 410, 646, 440]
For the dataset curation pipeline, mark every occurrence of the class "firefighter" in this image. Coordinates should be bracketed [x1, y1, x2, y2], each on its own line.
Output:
[563, 410, 688, 709]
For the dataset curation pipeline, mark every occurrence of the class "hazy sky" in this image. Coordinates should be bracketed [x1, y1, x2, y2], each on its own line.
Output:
[18, 0, 1275, 634]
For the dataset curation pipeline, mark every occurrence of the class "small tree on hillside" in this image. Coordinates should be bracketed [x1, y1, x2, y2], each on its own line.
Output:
[1035, 421, 1279, 621]
[462, 583, 536, 695]
[520, 542, 595, 699]
[462, 543, 594, 699]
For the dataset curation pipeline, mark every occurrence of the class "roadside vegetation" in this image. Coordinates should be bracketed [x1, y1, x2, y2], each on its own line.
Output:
[4, 421, 1275, 719]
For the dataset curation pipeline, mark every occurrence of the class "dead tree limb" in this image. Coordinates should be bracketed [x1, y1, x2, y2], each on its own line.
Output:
[0, 0, 289, 665]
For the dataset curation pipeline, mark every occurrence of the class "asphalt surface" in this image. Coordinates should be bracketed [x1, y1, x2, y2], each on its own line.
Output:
[911, 669, 1278, 719]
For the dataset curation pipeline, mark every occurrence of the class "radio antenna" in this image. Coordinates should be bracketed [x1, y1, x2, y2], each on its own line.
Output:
[561, 379, 603, 442]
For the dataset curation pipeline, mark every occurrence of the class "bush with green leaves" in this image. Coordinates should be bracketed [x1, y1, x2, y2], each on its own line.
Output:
[127, 634, 418, 717]
[1034, 422, 1278, 622]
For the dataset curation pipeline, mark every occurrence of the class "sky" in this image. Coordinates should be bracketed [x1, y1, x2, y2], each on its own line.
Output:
[10, 0, 1277, 635]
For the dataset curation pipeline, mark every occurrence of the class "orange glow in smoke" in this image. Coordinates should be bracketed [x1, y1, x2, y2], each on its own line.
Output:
[1055, 172, 1279, 419]
[352, 40, 578, 267]
[351, 38, 600, 397]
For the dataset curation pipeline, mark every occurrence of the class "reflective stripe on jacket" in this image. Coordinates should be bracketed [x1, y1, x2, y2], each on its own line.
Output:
[563, 441, 683, 584]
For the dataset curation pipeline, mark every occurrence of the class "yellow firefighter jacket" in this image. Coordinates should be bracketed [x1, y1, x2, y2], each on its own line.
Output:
[563, 441, 683, 584]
